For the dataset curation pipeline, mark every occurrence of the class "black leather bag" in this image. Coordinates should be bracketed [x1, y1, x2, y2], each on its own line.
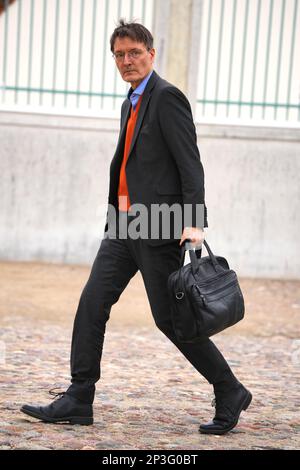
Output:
[167, 240, 245, 343]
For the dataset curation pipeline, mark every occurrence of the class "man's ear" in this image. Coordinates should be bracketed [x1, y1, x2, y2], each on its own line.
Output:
[150, 48, 156, 61]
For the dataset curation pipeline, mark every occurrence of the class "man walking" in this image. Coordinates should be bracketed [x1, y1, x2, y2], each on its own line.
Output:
[21, 20, 251, 435]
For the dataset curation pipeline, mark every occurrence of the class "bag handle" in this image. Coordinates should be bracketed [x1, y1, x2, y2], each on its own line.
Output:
[180, 239, 201, 266]
[181, 239, 219, 274]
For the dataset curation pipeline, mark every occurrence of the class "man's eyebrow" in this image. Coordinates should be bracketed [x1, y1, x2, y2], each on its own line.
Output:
[114, 48, 142, 53]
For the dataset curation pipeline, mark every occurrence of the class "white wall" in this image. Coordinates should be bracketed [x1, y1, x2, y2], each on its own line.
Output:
[199, 123, 300, 278]
[1, 110, 299, 278]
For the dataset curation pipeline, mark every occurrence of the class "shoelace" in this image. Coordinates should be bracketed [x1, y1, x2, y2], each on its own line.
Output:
[211, 394, 234, 420]
[48, 387, 65, 400]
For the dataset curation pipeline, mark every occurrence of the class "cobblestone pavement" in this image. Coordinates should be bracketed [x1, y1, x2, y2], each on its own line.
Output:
[0, 263, 299, 450]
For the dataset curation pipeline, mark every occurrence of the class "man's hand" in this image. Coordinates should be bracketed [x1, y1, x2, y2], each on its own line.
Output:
[179, 227, 205, 249]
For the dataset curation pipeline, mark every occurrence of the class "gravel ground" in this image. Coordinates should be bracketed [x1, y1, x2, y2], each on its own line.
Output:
[0, 261, 299, 450]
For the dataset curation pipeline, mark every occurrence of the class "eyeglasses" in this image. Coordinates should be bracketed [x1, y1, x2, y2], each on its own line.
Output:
[112, 48, 150, 62]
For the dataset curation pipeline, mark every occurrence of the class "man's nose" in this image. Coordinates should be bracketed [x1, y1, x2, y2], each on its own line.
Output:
[123, 53, 132, 65]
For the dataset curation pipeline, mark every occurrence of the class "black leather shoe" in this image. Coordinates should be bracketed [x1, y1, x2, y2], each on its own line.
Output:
[20, 389, 93, 425]
[199, 383, 252, 435]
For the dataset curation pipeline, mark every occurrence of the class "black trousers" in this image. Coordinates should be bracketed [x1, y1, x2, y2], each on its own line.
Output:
[67, 212, 236, 403]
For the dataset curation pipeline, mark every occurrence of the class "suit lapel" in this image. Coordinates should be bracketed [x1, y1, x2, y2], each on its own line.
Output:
[111, 70, 159, 171]
[126, 71, 159, 165]
[127, 93, 150, 161]
[115, 100, 131, 157]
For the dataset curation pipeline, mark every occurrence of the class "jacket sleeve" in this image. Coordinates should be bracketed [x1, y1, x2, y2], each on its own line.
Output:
[158, 86, 208, 228]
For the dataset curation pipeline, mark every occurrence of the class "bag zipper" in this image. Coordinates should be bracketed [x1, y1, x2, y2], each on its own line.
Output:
[194, 279, 237, 303]
[194, 270, 234, 288]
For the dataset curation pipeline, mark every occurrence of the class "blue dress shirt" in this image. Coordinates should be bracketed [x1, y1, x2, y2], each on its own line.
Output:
[127, 70, 153, 110]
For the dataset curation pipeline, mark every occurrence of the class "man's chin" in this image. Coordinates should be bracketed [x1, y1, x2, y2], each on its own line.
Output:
[123, 75, 133, 82]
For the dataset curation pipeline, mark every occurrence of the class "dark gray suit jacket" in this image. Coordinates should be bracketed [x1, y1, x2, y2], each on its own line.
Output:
[104, 70, 208, 245]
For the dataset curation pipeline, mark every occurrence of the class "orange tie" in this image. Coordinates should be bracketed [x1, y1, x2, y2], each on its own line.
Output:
[118, 94, 143, 212]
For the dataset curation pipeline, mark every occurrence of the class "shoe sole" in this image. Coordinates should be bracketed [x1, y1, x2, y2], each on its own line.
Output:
[20, 406, 93, 425]
[199, 390, 252, 435]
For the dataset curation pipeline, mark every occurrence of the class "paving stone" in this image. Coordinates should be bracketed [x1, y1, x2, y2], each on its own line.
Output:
[0, 317, 299, 450]
[0, 266, 299, 450]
